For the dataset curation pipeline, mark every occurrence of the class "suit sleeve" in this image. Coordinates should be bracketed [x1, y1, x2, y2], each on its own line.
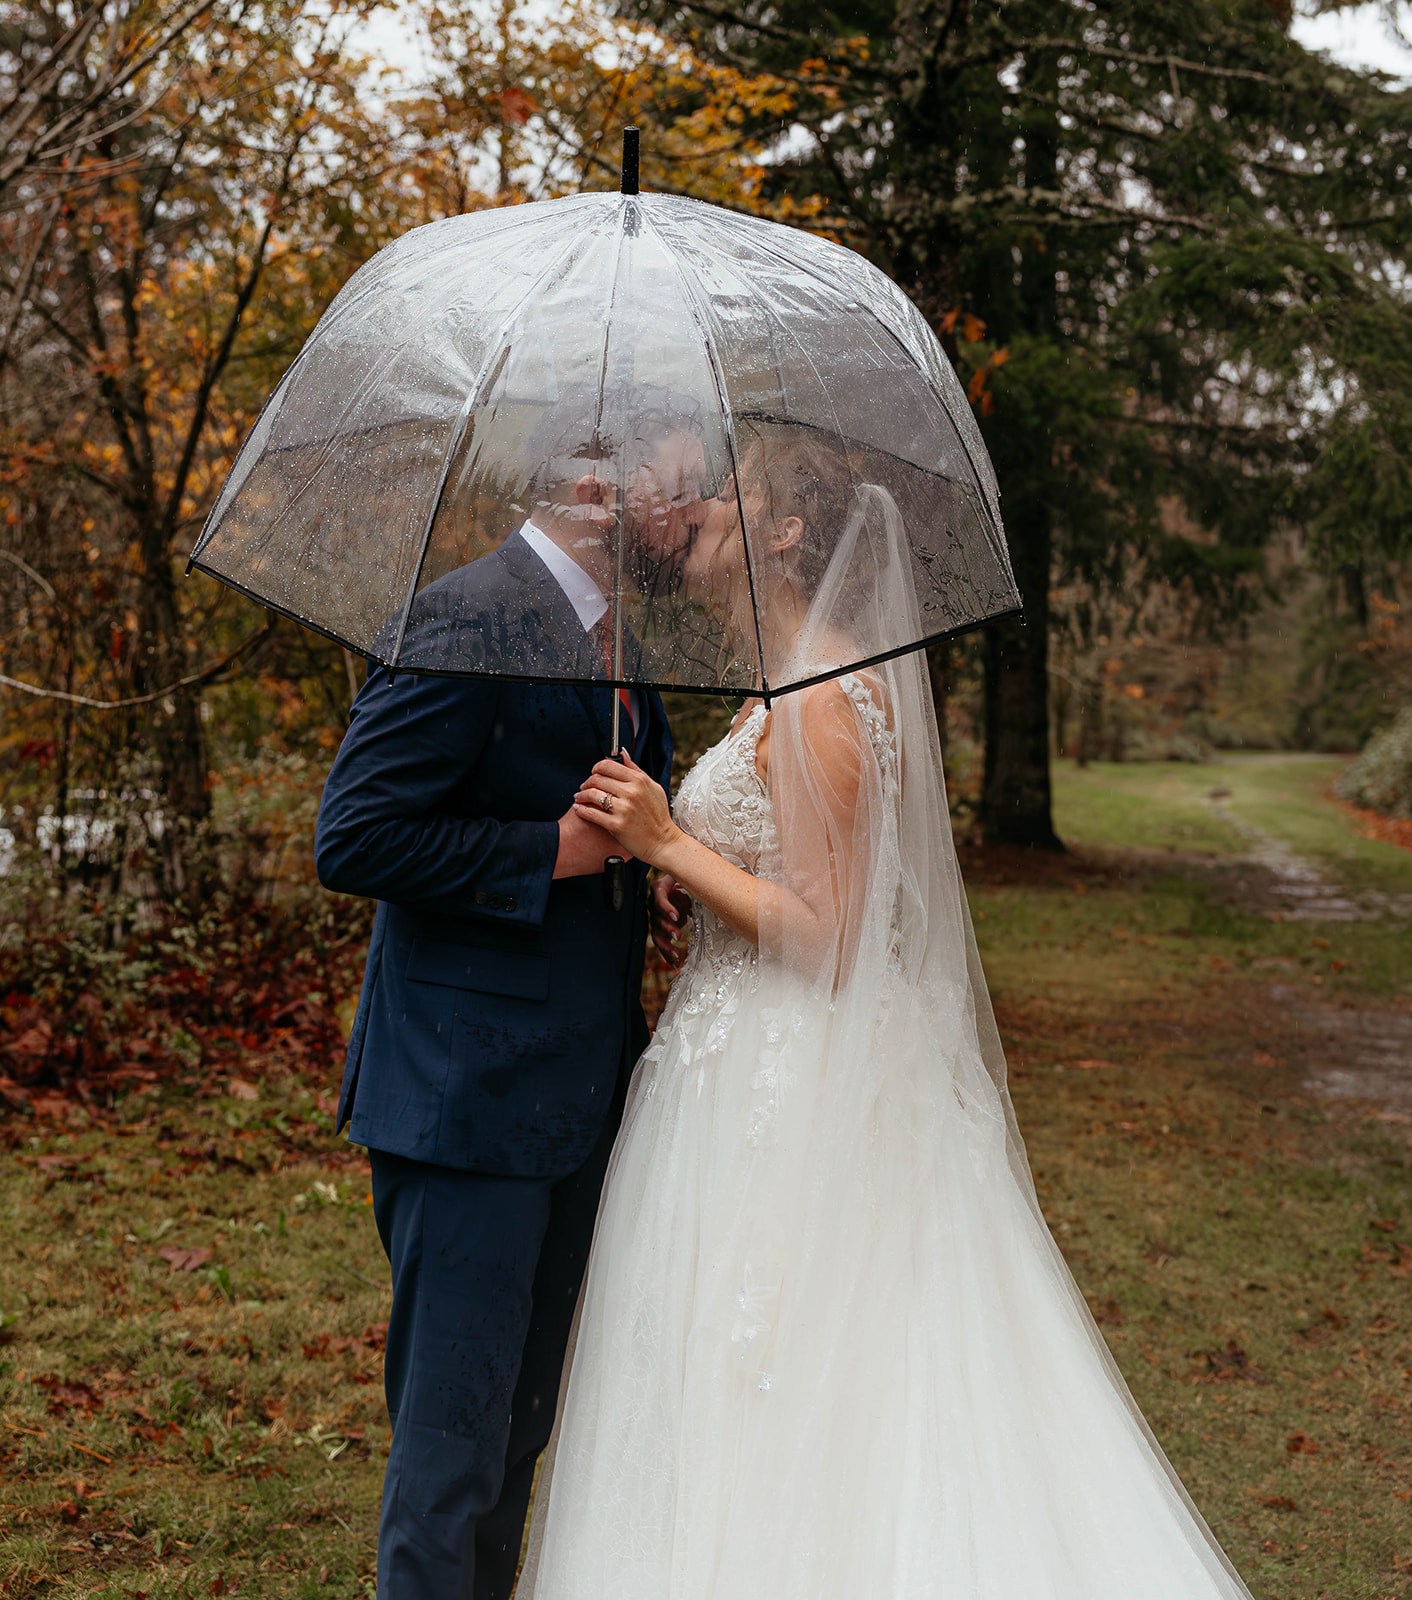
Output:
[315, 666, 558, 929]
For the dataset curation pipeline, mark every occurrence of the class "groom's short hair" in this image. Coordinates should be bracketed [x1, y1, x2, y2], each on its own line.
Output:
[527, 384, 707, 495]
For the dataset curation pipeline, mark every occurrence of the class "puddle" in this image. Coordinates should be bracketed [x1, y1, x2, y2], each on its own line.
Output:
[1265, 983, 1412, 1113]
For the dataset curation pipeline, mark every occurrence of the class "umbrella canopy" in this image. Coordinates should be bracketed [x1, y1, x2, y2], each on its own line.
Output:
[189, 161, 1019, 701]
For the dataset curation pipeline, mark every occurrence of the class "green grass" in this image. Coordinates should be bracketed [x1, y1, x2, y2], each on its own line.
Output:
[1053, 755, 1412, 900]
[1052, 757, 1253, 855]
[0, 1083, 388, 1597]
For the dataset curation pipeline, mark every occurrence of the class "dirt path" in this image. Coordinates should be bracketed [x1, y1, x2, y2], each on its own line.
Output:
[1206, 791, 1411, 922]
[1188, 797, 1412, 1113]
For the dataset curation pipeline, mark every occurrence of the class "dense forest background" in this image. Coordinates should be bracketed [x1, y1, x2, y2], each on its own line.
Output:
[2, 0, 1410, 913]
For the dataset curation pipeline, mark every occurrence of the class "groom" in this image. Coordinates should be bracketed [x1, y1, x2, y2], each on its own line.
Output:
[316, 397, 708, 1599]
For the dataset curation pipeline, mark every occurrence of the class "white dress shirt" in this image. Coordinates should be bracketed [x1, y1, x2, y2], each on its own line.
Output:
[518, 521, 639, 731]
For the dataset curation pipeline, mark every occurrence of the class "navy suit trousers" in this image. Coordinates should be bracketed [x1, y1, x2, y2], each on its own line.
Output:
[370, 1094, 621, 1600]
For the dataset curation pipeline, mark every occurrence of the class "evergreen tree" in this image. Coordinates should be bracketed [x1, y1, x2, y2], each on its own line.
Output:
[627, 0, 1412, 845]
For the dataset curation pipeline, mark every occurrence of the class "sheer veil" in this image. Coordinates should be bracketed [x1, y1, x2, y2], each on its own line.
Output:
[520, 475, 1252, 1599]
[755, 477, 1248, 1595]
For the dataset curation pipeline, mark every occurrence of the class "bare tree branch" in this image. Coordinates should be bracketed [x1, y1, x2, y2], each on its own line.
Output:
[0, 616, 276, 708]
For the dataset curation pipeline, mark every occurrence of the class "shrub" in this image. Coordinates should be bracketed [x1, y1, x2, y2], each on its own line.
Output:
[1337, 707, 1412, 819]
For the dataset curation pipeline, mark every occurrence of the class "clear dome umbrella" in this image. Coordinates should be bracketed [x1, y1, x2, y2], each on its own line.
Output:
[189, 129, 1019, 739]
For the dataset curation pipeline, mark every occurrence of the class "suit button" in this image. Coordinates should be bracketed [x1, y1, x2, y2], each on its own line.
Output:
[504, 897, 516, 912]
[474, 890, 489, 907]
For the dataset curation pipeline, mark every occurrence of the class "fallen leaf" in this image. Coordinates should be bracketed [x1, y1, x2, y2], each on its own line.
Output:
[1369, 1218, 1398, 1233]
[33, 1376, 103, 1417]
[158, 1245, 213, 1273]
[1262, 1496, 1298, 1511]
[1194, 1339, 1264, 1381]
[226, 1079, 259, 1101]
[1285, 1430, 1320, 1455]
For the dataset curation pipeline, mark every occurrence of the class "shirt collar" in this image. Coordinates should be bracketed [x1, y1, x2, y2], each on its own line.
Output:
[518, 520, 608, 633]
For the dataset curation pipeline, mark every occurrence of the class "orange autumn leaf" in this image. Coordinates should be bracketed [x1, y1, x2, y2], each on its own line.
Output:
[961, 312, 987, 342]
[499, 84, 536, 126]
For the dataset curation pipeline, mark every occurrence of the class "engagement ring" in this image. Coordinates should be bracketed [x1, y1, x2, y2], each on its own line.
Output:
[599, 793, 613, 813]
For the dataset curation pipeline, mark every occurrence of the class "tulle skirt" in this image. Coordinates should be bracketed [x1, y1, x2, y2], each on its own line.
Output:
[518, 953, 1252, 1600]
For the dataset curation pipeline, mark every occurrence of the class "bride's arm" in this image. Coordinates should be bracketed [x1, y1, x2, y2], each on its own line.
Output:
[573, 752, 768, 945]
[574, 685, 869, 957]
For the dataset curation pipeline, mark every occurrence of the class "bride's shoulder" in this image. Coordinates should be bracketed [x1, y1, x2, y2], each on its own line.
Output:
[788, 672, 890, 739]
[775, 675, 895, 795]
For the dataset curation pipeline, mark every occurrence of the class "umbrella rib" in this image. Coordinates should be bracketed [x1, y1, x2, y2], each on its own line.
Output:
[386, 228, 593, 670]
[591, 200, 631, 750]
[639, 206, 771, 704]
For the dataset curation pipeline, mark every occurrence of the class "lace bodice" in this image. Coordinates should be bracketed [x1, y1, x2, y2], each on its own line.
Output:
[651, 675, 896, 1048]
[673, 703, 780, 879]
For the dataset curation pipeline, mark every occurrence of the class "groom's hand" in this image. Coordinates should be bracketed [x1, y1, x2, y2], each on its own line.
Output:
[553, 804, 632, 878]
[649, 873, 691, 969]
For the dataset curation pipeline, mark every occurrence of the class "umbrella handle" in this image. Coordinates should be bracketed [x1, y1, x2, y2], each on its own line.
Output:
[602, 708, 627, 911]
[603, 856, 627, 913]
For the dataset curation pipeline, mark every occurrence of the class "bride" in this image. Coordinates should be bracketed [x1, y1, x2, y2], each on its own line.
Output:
[520, 432, 1253, 1599]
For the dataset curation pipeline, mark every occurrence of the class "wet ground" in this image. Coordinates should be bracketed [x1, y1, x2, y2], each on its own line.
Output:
[1200, 791, 1412, 1115]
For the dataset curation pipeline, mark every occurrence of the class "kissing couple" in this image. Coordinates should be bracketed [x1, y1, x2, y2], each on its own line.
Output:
[315, 395, 1255, 1600]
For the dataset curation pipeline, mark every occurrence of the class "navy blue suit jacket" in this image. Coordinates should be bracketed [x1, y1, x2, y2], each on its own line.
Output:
[315, 533, 671, 1180]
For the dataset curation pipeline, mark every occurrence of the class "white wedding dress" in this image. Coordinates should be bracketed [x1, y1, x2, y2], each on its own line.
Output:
[519, 665, 1253, 1600]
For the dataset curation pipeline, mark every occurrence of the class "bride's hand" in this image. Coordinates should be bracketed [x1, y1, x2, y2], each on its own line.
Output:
[573, 751, 679, 868]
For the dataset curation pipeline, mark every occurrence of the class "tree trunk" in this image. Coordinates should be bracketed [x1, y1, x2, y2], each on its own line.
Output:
[981, 496, 1062, 848]
[979, 46, 1063, 851]
[134, 546, 209, 900]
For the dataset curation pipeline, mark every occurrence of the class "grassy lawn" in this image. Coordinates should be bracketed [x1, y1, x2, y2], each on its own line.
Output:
[0, 1089, 390, 1598]
[1053, 754, 1412, 902]
[2, 754, 1410, 1598]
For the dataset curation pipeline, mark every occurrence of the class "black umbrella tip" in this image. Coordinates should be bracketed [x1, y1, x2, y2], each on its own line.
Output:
[620, 127, 640, 196]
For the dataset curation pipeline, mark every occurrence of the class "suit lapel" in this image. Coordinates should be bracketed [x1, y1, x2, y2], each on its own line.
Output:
[500, 531, 608, 748]
[500, 531, 662, 759]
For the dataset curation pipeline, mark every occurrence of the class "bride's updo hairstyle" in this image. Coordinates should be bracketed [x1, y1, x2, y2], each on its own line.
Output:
[735, 429, 855, 596]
